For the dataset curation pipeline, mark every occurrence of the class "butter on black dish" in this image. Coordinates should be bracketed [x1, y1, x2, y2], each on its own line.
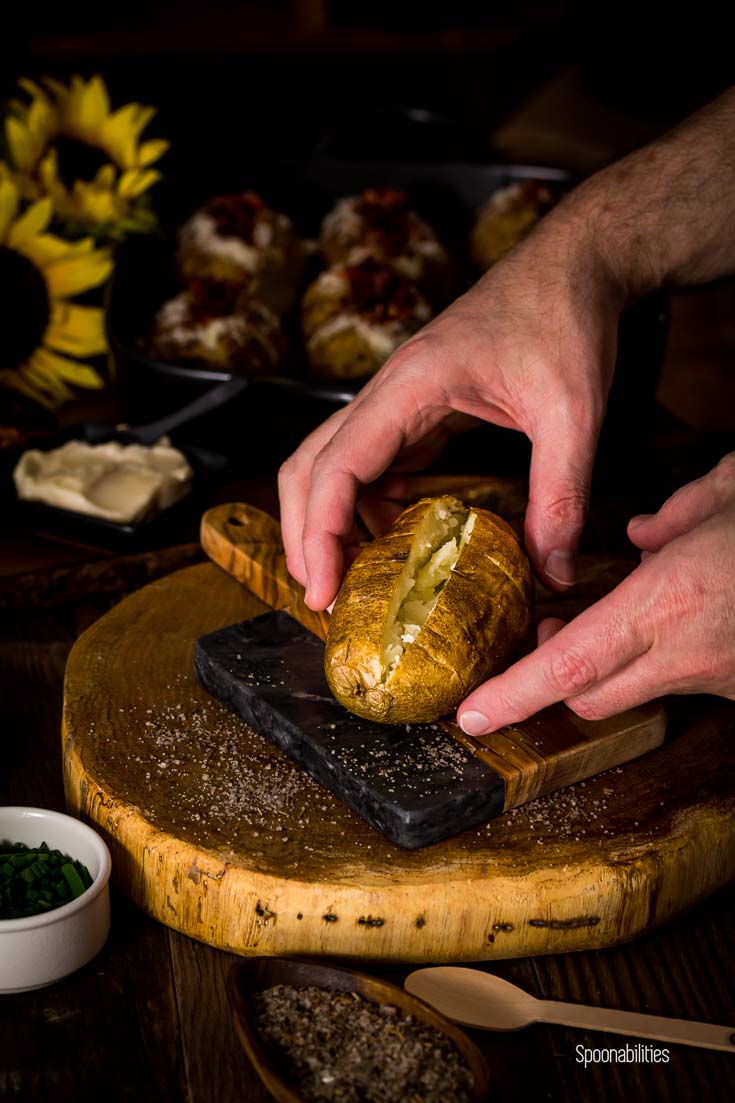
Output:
[13, 437, 193, 525]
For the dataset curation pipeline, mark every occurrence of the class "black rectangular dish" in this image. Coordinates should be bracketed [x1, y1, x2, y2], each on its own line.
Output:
[8, 430, 227, 551]
[194, 610, 505, 849]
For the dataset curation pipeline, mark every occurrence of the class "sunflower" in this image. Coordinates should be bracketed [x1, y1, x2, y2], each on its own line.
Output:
[0, 172, 113, 407]
[5, 75, 168, 240]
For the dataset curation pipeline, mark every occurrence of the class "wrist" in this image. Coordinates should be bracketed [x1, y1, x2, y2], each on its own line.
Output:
[527, 201, 634, 316]
[545, 175, 662, 310]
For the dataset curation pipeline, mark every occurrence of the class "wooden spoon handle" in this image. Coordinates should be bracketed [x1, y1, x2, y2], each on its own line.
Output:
[200, 502, 330, 641]
[540, 1000, 735, 1054]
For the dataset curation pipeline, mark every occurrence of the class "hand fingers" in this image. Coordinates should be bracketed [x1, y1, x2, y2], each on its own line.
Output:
[354, 473, 409, 537]
[537, 617, 565, 646]
[278, 404, 355, 586]
[524, 403, 601, 591]
[564, 652, 668, 720]
[302, 387, 448, 609]
[628, 452, 735, 552]
[457, 571, 651, 735]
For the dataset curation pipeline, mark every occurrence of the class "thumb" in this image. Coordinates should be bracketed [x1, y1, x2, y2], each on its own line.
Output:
[628, 452, 735, 552]
[524, 407, 599, 591]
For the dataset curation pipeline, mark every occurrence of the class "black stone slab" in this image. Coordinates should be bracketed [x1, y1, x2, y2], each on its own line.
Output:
[194, 611, 505, 849]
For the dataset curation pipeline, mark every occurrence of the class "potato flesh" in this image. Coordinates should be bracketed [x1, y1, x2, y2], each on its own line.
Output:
[382, 501, 477, 678]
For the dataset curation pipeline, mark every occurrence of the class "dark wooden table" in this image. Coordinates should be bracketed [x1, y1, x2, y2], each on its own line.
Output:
[1, 457, 734, 1103]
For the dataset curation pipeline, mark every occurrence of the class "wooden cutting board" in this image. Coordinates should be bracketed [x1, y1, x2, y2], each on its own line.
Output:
[195, 503, 666, 847]
[62, 508, 735, 961]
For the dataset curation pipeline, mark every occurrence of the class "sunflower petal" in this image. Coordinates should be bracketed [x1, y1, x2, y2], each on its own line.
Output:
[34, 347, 104, 389]
[0, 367, 57, 409]
[92, 163, 117, 189]
[45, 302, 108, 357]
[45, 249, 113, 298]
[26, 96, 55, 161]
[18, 77, 45, 100]
[6, 116, 35, 172]
[99, 103, 140, 167]
[38, 148, 66, 196]
[42, 76, 69, 101]
[0, 176, 19, 242]
[118, 168, 161, 199]
[72, 180, 122, 224]
[22, 233, 94, 269]
[78, 75, 111, 140]
[22, 351, 76, 403]
[8, 197, 53, 248]
[137, 138, 169, 167]
[130, 105, 156, 141]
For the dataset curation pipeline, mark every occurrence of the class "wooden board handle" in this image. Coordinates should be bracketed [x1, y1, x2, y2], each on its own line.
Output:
[200, 503, 330, 641]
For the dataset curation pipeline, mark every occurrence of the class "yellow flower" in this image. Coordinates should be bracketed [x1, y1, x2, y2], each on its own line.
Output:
[6, 75, 168, 240]
[0, 172, 113, 407]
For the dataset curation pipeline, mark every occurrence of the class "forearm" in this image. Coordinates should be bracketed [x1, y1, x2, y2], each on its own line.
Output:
[540, 86, 735, 303]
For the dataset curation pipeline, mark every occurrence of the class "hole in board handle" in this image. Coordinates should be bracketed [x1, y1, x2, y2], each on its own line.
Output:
[228, 517, 245, 527]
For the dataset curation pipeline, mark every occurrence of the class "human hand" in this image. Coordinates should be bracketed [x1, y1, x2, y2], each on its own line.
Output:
[457, 453, 735, 735]
[279, 217, 623, 610]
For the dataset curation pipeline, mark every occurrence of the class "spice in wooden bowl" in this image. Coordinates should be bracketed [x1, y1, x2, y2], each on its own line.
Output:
[253, 984, 475, 1103]
[228, 958, 489, 1103]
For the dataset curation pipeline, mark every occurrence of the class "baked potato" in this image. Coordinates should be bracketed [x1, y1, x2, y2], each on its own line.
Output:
[324, 495, 533, 724]
[470, 180, 554, 272]
[301, 258, 432, 379]
[177, 191, 306, 316]
[148, 282, 285, 373]
[320, 187, 454, 304]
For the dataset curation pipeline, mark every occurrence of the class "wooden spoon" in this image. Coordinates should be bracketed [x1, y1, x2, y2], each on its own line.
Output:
[405, 967, 735, 1053]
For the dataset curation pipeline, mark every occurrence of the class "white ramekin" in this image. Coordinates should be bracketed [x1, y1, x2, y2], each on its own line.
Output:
[0, 806, 111, 993]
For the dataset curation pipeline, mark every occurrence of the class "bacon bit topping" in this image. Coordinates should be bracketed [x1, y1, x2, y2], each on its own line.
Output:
[203, 191, 267, 242]
[344, 258, 420, 323]
[354, 188, 413, 256]
[187, 278, 246, 322]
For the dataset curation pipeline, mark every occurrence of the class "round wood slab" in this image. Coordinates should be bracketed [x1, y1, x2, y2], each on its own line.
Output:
[63, 562, 735, 962]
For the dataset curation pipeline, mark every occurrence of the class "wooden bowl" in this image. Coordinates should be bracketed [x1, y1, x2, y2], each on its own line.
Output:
[227, 957, 490, 1102]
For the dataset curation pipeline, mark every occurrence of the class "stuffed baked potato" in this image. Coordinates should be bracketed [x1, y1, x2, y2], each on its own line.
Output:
[301, 257, 432, 379]
[324, 495, 532, 724]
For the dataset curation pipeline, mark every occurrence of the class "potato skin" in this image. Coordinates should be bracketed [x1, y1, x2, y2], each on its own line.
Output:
[324, 498, 533, 724]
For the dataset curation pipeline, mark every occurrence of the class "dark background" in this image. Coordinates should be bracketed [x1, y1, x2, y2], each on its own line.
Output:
[3, 2, 732, 188]
[3, 2, 734, 466]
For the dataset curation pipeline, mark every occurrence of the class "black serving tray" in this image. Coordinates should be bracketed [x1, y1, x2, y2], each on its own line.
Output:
[107, 156, 667, 476]
[8, 428, 227, 551]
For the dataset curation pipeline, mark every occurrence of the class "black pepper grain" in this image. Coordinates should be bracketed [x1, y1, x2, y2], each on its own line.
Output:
[253, 984, 474, 1103]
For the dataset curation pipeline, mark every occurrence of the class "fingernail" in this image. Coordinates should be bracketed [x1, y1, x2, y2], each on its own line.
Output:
[459, 710, 491, 736]
[544, 549, 575, 588]
[628, 513, 652, 530]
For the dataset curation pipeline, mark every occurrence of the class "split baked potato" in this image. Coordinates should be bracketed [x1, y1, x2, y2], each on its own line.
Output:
[324, 495, 532, 724]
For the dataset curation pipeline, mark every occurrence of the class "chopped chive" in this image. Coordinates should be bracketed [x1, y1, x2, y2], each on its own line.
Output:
[60, 863, 85, 898]
[0, 841, 94, 920]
